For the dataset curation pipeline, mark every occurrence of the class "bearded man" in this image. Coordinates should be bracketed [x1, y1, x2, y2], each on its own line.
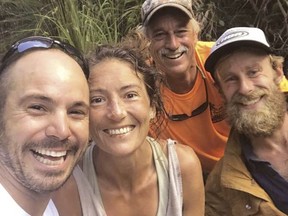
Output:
[204, 27, 288, 216]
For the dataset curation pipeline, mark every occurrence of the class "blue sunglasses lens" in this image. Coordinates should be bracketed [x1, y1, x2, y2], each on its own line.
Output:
[17, 40, 52, 52]
[1, 37, 89, 78]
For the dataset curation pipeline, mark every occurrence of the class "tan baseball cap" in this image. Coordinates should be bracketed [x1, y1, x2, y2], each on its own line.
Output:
[141, 0, 193, 26]
[205, 27, 272, 75]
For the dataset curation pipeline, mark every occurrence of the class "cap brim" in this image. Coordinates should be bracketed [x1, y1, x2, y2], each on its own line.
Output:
[204, 41, 273, 75]
[143, 4, 192, 26]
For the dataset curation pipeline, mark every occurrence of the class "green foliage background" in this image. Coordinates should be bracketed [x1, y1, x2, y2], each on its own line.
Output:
[0, 0, 287, 73]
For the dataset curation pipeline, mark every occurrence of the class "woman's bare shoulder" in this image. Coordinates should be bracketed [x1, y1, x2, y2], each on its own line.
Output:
[174, 142, 201, 167]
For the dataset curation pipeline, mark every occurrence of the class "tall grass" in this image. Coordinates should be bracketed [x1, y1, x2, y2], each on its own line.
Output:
[0, 0, 287, 73]
[34, 0, 142, 53]
[0, 0, 48, 57]
[0, 0, 142, 54]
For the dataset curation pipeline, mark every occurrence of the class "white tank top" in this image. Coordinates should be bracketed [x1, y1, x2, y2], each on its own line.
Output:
[80, 136, 183, 216]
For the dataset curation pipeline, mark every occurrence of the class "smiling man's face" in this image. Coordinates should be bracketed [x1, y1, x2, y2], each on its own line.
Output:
[0, 49, 89, 193]
[147, 7, 198, 78]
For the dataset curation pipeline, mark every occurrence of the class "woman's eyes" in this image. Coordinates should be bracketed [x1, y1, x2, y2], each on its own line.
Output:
[90, 92, 140, 104]
[126, 92, 139, 99]
[90, 97, 104, 104]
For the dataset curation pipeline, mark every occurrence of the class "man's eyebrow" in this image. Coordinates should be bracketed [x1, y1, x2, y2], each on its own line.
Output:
[19, 94, 53, 105]
[217, 72, 231, 81]
[245, 63, 262, 70]
[19, 94, 89, 109]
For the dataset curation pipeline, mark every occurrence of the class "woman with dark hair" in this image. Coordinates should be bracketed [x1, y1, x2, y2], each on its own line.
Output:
[83, 44, 204, 216]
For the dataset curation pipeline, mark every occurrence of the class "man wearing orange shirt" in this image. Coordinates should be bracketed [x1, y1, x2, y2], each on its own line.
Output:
[141, 0, 230, 177]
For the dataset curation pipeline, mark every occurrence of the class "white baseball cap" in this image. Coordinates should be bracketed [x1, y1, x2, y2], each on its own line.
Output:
[204, 27, 272, 74]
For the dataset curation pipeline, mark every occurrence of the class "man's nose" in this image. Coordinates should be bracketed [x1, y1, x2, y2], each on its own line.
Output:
[45, 112, 72, 140]
[238, 78, 254, 95]
[165, 34, 180, 50]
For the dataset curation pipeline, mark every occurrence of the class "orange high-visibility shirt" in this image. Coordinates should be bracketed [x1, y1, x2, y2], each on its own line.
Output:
[150, 41, 230, 173]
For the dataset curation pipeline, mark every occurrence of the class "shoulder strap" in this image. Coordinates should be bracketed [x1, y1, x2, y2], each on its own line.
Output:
[81, 143, 107, 216]
[166, 139, 183, 216]
[73, 166, 104, 216]
[146, 137, 169, 216]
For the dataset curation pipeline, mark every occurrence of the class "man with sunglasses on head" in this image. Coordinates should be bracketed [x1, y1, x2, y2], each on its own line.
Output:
[0, 36, 96, 215]
[205, 27, 288, 215]
[141, 0, 231, 179]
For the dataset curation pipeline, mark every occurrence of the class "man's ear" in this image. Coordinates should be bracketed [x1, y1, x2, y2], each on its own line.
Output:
[274, 66, 284, 85]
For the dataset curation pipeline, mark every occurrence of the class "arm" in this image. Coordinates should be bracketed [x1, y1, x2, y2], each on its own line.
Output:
[176, 144, 205, 216]
[205, 160, 232, 216]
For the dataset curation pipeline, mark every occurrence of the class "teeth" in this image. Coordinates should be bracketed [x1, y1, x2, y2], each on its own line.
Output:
[106, 126, 133, 135]
[32, 149, 66, 166]
[241, 98, 260, 106]
[165, 53, 183, 59]
[35, 154, 64, 166]
[34, 149, 67, 157]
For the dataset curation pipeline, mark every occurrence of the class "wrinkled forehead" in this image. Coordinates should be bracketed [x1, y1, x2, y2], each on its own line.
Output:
[215, 47, 270, 71]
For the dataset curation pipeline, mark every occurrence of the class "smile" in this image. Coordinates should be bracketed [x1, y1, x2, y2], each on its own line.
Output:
[32, 148, 67, 166]
[163, 51, 185, 59]
[104, 126, 134, 135]
[238, 97, 261, 106]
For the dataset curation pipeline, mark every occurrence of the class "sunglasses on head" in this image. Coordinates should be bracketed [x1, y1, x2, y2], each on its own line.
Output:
[164, 67, 209, 121]
[0, 36, 89, 78]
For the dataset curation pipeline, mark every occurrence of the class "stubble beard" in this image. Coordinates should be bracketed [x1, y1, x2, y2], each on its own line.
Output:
[0, 128, 79, 193]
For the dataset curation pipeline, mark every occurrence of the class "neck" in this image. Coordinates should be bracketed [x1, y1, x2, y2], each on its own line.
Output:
[0, 163, 51, 215]
[250, 113, 288, 154]
[93, 141, 155, 191]
[165, 65, 198, 94]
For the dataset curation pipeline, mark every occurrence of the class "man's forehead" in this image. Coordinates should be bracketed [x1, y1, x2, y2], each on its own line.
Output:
[216, 53, 269, 76]
[6, 50, 87, 94]
[10, 49, 82, 74]
[218, 49, 269, 67]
